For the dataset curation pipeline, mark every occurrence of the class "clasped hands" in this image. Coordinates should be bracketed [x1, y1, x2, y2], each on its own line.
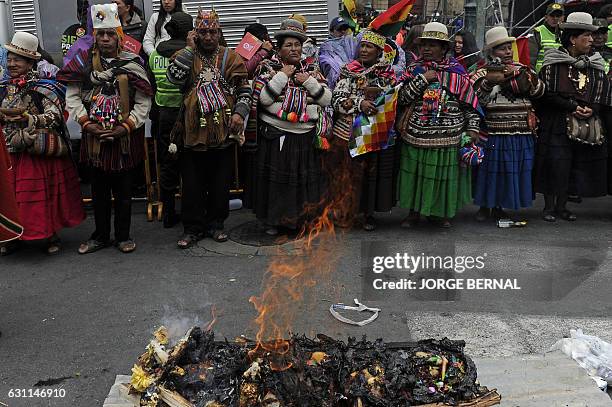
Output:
[280, 64, 310, 85]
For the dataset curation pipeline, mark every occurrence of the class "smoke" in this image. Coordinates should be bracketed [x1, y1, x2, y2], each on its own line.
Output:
[159, 303, 216, 346]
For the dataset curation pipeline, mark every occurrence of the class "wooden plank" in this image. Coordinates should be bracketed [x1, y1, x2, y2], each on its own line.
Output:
[159, 386, 195, 407]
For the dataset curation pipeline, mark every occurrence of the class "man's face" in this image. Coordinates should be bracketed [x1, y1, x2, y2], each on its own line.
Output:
[96, 29, 119, 57]
[419, 39, 446, 62]
[593, 30, 607, 48]
[196, 28, 220, 52]
[545, 12, 564, 28]
[331, 26, 348, 38]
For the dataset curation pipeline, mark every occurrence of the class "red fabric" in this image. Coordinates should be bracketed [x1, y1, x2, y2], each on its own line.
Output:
[514, 37, 530, 67]
[0, 130, 23, 242]
[8, 152, 85, 240]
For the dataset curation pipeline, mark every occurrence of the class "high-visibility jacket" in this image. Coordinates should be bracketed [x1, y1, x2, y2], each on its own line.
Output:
[148, 51, 183, 108]
[534, 25, 560, 73]
[607, 25, 612, 48]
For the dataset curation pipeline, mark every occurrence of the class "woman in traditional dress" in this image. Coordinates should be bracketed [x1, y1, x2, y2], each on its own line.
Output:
[396, 22, 481, 228]
[472, 27, 545, 221]
[0, 32, 84, 255]
[534, 12, 612, 222]
[58, 4, 152, 253]
[253, 18, 332, 236]
[328, 30, 396, 231]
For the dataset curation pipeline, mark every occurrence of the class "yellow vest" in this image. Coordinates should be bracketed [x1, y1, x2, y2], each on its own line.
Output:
[535, 25, 560, 73]
[607, 25, 612, 48]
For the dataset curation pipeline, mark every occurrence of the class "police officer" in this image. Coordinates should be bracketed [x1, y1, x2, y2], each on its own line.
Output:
[593, 18, 612, 74]
[529, 2, 564, 73]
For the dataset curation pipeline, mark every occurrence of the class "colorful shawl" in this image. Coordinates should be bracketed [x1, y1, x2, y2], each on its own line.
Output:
[400, 57, 483, 115]
[245, 54, 326, 145]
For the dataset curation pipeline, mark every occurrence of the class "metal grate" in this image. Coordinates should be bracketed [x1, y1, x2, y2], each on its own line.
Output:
[152, 0, 330, 47]
[7, 0, 38, 35]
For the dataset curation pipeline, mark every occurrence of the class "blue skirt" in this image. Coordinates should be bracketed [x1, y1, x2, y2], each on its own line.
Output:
[474, 134, 534, 210]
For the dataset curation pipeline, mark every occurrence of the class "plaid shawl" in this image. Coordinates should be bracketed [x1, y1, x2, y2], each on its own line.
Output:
[400, 56, 483, 115]
[245, 55, 326, 146]
[57, 49, 152, 96]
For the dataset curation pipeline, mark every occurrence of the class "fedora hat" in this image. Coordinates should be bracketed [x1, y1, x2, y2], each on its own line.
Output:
[275, 18, 308, 43]
[485, 26, 515, 49]
[419, 22, 450, 42]
[559, 12, 597, 31]
[5, 31, 41, 60]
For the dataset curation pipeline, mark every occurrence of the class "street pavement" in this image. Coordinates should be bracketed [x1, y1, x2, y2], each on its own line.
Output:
[1, 196, 612, 406]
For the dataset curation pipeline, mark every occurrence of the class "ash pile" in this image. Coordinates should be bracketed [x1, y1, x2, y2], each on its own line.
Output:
[129, 327, 501, 407]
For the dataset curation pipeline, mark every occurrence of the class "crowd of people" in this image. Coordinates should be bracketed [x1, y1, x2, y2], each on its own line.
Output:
[1, 1, 611, 256]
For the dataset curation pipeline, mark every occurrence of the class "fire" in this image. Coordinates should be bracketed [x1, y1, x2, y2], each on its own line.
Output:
[248, 152, 356, 371]
[205, 304, 217, 332]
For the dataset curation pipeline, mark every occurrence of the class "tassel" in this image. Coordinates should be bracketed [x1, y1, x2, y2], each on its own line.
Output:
[301, 113, 309, 122]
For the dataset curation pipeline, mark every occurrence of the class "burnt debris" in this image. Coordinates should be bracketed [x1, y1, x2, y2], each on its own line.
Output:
[130, 328, 500, 407]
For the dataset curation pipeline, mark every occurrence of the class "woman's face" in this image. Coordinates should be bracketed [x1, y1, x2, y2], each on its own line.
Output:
[162, 0, 176, 12]
[419, 39, 446, 62]
[571, 31, 593, 55]
[278, 37, 302, 65]
[6, 52, 34, 78]
[359, 42, 381, 66]
[113, 0, 130, 18]
[492, 42, 513, 64]
[454, 35, 463, 54]
[593, 30, 607, 48]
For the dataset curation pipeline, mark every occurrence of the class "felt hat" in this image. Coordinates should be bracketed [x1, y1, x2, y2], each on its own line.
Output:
[5, 31, 41, 60]
[275, 19, 308, 43]
[560, 12, 598, 31]
[484, 26, 515, 49]
[419, 22, 450, 42]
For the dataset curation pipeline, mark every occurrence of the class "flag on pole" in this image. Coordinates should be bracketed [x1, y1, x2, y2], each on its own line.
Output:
[368, 0, 415, 38]
[512, 37, 530, 67]
[340, 0, 360, 33]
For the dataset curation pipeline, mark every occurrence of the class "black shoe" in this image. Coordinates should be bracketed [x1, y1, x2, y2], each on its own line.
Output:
[475, 207, 490, 222]
[163, 212, 180, 228]
[567, 195, 582, 204]
[491, 207, 510, 220]
[363, 216, 377, 231]
[557, 209, 577, 221]
[542, 210, 557, 222]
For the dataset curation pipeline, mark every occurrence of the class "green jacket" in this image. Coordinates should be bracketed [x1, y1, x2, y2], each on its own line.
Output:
[148, 51, 182, 108]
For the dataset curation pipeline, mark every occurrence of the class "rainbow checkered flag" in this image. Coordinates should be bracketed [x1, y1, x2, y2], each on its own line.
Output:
[349, 88, 398, 158]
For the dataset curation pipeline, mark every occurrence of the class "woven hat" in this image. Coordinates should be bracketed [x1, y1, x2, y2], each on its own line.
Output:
[484, 26, 515, 49]
[560, 12, 597, 31]
[545, 3, 564, 16]
[419, 22, 450, 42]
[289, 13, 308, 31]
[91, 4, 121, 29]
[5, 31, 41, 60]
[361, 30, 386, 50]
[275, 19, 308, 43]
[196, 7, 220, 29]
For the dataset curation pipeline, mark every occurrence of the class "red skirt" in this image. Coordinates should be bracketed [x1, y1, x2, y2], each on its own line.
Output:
[9, 152, 85, 240]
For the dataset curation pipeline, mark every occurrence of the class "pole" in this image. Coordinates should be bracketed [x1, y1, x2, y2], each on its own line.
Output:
[475, 0, 487, 49]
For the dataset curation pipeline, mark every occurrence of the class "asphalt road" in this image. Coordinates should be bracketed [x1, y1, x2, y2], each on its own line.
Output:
[1, 196, 612, 406]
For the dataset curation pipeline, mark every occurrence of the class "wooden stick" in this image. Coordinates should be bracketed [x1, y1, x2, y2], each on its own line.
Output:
[159, 386, 194, 407]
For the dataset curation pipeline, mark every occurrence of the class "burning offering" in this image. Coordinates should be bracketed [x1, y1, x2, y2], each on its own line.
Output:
[127, 327, 501, 407]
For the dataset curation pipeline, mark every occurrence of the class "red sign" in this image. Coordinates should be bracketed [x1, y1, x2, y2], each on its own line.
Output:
[235, 32, 262, 60]
[123, 35, 142, 55]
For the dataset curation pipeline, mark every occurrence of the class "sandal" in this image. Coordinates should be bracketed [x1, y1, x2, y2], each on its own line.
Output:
[78, 239, 110, 255]
[0, 241, 20, 256]
[177, 234, 199, 249]
[475, 207, 490, 222]
[363, 216, 377, 232]
[46, 235, 61, 256]
[208, 229, 228, 243]
[400, 213, 420, 229]
[542, 210, 557, 223]
[557, 209, 577, 222]
[116, 239, 137, 253]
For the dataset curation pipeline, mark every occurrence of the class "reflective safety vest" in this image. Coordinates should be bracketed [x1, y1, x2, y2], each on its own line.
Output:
[535, 25, 560, 73]
[148, 51, 183, 108]
[607, 25, 612, 48]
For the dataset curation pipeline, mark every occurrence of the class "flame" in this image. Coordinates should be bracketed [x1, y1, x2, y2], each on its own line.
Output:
[249, 144, 357, 371]
[205, 304, 217, 332]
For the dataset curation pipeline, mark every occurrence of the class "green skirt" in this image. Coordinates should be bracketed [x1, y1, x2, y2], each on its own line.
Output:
[398, 143, 471, 218]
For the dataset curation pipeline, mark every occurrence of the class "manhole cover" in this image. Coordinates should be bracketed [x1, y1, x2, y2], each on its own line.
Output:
[229, 221, 298, 247]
